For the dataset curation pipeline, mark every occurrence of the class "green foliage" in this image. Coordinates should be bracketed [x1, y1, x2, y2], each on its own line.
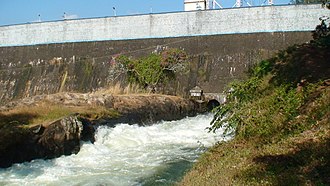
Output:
[210, 73, 319, 142]
[210, 77, 262, 135]
[249, 60, 273, 78]
[209, 59, 270, 134]
[313, 34, 330, 47]
[135, 54, 164, 86]
[210, 35, 329, 142]
[117, 48, 188, 89]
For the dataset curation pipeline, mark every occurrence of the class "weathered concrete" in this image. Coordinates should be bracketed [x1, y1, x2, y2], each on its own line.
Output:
[0, 31, 314, 104]
[204, 93, 226, 104]
[0, 4, 328, 47]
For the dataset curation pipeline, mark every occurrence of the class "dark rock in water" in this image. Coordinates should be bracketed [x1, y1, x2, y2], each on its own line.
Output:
[30, 124, 45, 134]
[0, 126, 36, 168]
[78, 116, 95, 143]
[38, 115, 83, 158]
[0, 115, 95, 168]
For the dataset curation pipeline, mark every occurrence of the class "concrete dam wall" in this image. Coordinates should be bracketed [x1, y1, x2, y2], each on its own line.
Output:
[0, 4, 328, 103]
[0, 4, 326, 47]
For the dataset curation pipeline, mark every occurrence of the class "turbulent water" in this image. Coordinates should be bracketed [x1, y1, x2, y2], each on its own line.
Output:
[0, 114, 229, 186]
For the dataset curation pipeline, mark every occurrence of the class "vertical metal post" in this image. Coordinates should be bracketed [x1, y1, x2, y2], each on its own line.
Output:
[113, 7, 116, 16]
[206, 0, 210, 9]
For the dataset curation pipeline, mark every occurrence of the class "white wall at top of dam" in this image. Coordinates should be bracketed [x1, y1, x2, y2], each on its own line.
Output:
[0, 4, 329, 47]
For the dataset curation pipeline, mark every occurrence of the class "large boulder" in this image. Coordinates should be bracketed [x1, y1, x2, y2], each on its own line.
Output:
[38, 115, 83, 158]
[0, 115, 95, 168]
[0, 124, 35, 168]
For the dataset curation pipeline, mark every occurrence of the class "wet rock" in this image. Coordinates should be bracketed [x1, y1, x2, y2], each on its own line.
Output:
[0, 115, 95, 168]
[0, 126, 36, 168]
[30, 124, 45, 134]
[79, 117, 95, 143]
[38, 115, 83, 158]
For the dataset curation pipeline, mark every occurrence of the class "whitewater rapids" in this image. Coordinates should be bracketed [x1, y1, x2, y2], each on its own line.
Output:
[0, 114, 229, 186]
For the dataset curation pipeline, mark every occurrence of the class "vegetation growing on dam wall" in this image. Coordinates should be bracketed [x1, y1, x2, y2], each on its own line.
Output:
[117, 48, 188, 92]
[0, 32, 313, 104]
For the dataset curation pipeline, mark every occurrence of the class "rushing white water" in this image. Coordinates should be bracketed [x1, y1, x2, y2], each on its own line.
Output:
[0, 114, 229, 186]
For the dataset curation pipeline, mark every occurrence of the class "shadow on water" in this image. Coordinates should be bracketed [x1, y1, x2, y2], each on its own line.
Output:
[139, 159, 195, 186]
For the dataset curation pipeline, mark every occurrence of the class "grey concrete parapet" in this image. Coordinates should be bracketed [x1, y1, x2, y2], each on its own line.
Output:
[0, 4, 329, 47]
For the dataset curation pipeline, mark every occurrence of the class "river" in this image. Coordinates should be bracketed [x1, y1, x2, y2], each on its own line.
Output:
[0, 114, 229, 186]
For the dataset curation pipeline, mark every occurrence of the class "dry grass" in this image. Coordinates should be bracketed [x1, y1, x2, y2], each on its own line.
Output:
[0, 101, 119, 127]
[180, 124, 330, 186]
[94, 82, 146, 95]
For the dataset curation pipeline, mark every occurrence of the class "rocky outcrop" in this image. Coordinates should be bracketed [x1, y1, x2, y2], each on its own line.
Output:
[38, 116, 91, 158]
[0, 93, 202, 125]
[0, 115, 95, 168]
[97, 94, 199, 126]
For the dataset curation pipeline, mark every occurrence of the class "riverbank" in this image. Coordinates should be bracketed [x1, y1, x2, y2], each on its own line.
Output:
[0, 93, 200, 168]
[180, 121, 329, 185]
[0, 114, 224, 185]
[179, 35, 330, 185]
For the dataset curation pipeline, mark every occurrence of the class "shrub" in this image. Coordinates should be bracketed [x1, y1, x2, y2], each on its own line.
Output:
[209, 37, 329, 142]
[116, 48, 188, 90]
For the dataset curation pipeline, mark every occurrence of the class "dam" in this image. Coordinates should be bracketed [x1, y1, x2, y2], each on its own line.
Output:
[0, 4, 325, 46]
[0, 4, 329, 103]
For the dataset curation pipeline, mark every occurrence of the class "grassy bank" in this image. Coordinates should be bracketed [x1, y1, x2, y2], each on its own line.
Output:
[180, 35, 330, 185]
[0, 82, 144, 128]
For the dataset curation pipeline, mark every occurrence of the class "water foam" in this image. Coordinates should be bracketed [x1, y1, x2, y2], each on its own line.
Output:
[0, 114, 228, 186]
